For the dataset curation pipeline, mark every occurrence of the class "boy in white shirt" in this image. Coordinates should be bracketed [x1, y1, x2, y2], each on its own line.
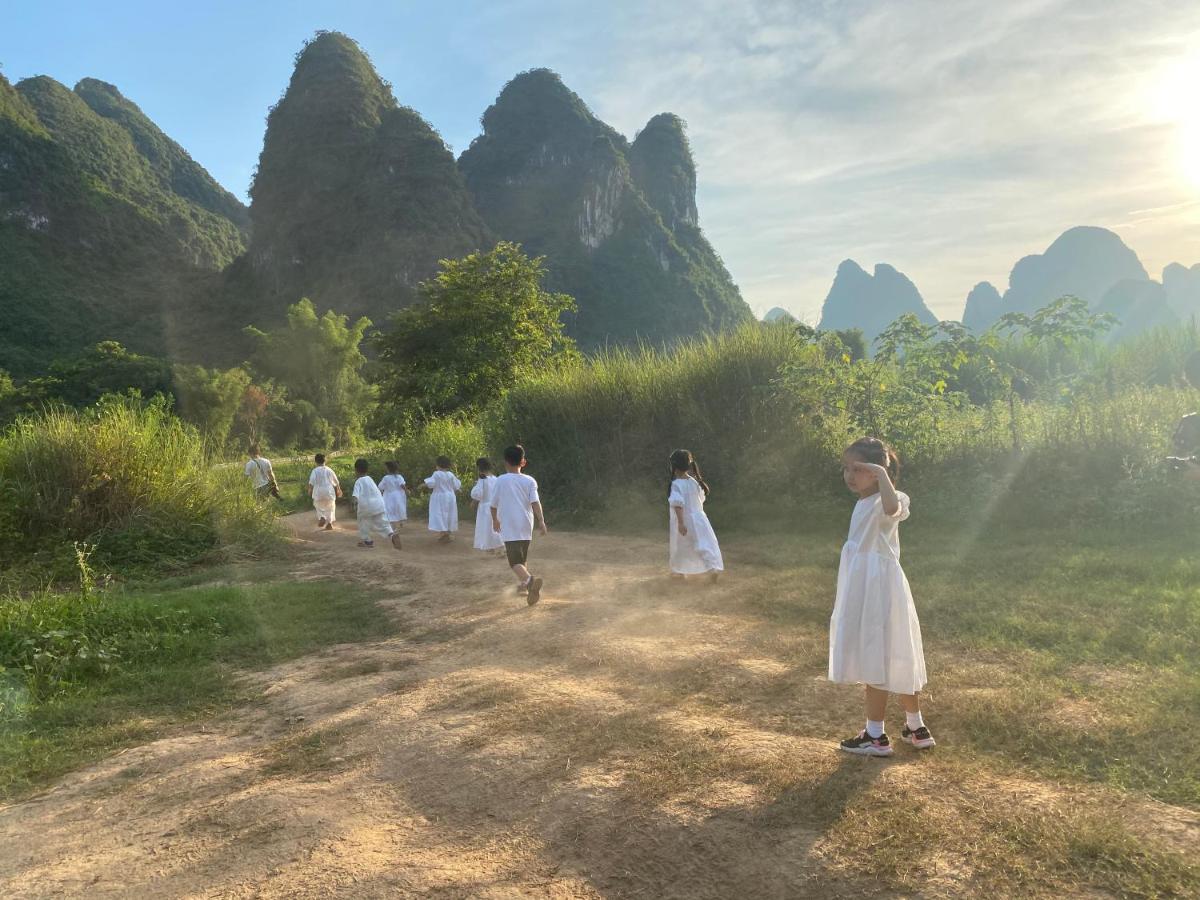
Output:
[306, 453, 342, 530]
[490, 444, 548, 605]
[351, 458, 402, 550]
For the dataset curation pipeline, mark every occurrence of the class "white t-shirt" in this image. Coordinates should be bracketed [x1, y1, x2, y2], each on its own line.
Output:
[308, 465, 340, 499]
[244, 456, 273, 489]
[352, 475, 386, 516]
[490, 472, 540, 542]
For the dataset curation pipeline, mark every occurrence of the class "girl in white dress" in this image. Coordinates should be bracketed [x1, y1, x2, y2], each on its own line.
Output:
[424, 455, 461, 542]
[667, 449, 724, 581]
[470, 458, 504, 552]
[379, 460, 409, 528]
[829, 437, 934, 757]
[306, 452, 342, 530]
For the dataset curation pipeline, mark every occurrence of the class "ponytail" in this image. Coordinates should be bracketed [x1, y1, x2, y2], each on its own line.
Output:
[668, 448, 710, 497]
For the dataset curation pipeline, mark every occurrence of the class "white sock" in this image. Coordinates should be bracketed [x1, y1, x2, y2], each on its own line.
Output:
[865, 719, 885, 739]
[906, 711, 925, 731]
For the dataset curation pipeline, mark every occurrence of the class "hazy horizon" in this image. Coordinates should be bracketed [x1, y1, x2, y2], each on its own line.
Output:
[5, 0, 1199, 323]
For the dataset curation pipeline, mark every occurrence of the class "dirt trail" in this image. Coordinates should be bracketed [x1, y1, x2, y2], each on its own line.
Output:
[1, 514, 1196, 898]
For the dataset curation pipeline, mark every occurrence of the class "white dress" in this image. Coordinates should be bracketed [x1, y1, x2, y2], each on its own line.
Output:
[308, 465, 340, 523]
[424, 470, 461, 532]
[470, 475, 504, 551]
[380, 474, 407, 522]
[828, 492, 927, 694]
[668, 476, 724, 574]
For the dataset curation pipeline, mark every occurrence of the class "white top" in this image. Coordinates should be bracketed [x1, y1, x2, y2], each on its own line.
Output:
[244, 456, 273, 489]
[379, 473, 407, 494]
[352, 475, 386, 516]
[469, 474, 496, 506]
[424, 470, 461, 494]
[308, 465, 340, 500]
[490, 471, 540, 542]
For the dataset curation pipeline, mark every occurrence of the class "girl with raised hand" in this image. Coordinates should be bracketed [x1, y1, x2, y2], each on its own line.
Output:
[829, 437, 934, 757]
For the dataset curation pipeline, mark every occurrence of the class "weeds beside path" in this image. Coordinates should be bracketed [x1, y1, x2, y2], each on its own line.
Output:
[0, 513, 1196, 898]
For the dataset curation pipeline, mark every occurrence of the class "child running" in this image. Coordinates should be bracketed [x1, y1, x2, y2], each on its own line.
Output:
[470, 458, 504, 553]
[379, 460, 409, 529]
[352, 458, 402, 551]
[490, 444, 548, 605]
[667, 448, 724, 582]
[829, 437, 933, 756]
[424, 456, 461, 543]
[306, 452, 342, 530]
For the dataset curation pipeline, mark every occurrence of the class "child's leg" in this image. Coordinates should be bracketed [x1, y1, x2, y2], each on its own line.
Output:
[358, 514, 373, 544]
[898, 692, 920, 714]
[864, 685, 889, 737]
[511, 563, 530, 583]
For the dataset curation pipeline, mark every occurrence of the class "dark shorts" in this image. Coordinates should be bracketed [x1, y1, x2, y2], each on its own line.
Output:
[505, 540, 531, 567]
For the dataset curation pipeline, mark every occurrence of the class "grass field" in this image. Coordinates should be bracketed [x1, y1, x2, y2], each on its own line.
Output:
[0, 563, 400, 798]
[1, 510, 1196, 897]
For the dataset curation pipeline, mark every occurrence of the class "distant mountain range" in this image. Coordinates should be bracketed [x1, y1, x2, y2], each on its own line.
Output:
[784, 225, 1199, 343]
[0, 31, 750, 376]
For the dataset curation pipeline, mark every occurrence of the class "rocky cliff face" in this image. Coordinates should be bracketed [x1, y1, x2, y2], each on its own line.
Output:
[458, 69, 750, 347]
[234, 32, 489, 328]
[0, 72, 247, 374]
[962, 281, 1003, 333]
[965, 227, 1149, 331]
[1163, 262, 1200, 322]
[817, 260, 937, 343]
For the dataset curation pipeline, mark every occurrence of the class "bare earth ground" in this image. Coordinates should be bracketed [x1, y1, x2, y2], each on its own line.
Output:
[1, 513, 1196, 898]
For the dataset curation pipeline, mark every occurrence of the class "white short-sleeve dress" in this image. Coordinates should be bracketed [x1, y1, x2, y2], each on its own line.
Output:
[828, 492, 927, 694]
[470, 475, 504, 551]
[668, 476, 724, 575]
[380, 473, 407, 523]
[424, 470, 461, 532]
[308, 465, 339, 523]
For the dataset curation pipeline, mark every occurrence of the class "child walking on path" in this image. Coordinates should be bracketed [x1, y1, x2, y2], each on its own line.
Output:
[425, 456, 461, 542]
[829, 437, 934, 757]
[307, 453, 342, 530]
[490, 445, 548, 605]
[380, 461, 408, 529]
[352, 458, 402, 551]
[667, 449, 724, 581]
[470, 458, 504, 552]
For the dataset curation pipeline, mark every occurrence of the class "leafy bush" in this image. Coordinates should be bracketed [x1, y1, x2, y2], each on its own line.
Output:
[0, 397, 278, 577]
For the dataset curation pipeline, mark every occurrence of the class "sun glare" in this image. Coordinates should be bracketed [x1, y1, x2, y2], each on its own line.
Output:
[1148, 50, 1200, 188]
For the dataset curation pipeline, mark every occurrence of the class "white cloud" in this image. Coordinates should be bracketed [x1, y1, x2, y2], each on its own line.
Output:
[500, 0, 1200, 320]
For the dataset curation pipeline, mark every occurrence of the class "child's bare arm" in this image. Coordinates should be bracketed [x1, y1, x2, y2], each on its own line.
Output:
[674, 505, 687, 535]
[856, 463, 901, 516]
[532, 501, 548, 535]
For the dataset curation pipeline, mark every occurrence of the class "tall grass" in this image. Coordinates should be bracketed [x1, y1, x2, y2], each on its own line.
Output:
[475, 322, 1199, 529]
[0, 397, 278, 578]
[486, 322, 804, 525]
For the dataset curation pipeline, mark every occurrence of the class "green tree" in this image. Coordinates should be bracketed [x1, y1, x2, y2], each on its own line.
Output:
[171, 365, 252, 450]
[374, 242, 578, 425]
[39, 341, 174, 408]
[245, 299, 372, 447]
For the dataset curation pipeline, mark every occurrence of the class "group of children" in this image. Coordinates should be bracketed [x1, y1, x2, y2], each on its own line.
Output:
[302, 437, 934, 756]
[308, 445, 548, 605]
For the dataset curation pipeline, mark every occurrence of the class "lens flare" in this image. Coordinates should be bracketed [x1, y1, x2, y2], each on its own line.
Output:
[1148, 50, 1200, 188]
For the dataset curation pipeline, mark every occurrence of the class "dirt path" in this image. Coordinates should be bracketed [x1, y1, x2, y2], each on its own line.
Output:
[1, 514, 1196, 898]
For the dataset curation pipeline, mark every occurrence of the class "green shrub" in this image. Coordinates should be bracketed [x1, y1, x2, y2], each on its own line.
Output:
[0, 397, 278, 578]
[485, 322, 803, 525]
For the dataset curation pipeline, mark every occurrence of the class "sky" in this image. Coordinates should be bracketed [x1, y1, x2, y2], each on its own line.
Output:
[4, 0, 1200, 322]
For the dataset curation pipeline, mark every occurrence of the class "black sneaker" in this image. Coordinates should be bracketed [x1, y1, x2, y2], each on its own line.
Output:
[839, 730, 893, 757]
[901, 725, 936, 749]
[526, 576, 544, 606]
